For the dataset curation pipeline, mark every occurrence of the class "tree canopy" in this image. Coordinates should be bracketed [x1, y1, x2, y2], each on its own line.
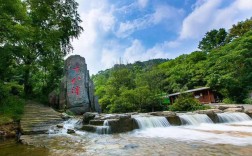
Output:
[93, 18, 252, 113]
[0, 0, 83, 97]
[198, 28, 228, 52]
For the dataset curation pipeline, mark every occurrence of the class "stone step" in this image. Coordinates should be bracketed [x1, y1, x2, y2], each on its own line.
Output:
[21, 121, 63, 127]
[23, 112, 60, 114]
[81, 125, 97, 132]
[21, 118, 62, 122]
[20, 101, 64, 135]
[89, 120, 105, 125]
[21, 129, 49, 135]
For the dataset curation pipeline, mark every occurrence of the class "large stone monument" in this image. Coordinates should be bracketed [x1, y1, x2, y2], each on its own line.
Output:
[59, 55, 101, 115]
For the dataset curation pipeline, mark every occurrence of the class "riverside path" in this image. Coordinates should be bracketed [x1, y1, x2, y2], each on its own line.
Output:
[20, 101, 63, 135]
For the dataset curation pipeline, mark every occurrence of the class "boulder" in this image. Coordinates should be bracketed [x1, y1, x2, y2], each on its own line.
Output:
[85, 114, 138, 133]
[67, 129, 75, 134]
[81, 125, 97, 132]
[60, 113, 71, 120]
[56, 124, 64, 128]
[217, 105, 244, 111]
[60, 55, 101, 115]
[89, 120, 105, 125]
[123, 144, 139, 149]
[107, 117, 136, 133]
[224, 107, 244, 112]
[149, 111, 181, 126]
[245, 109, 252, 118]
[100, 114, 131, 120]
[107, 114, 137, 133]
[83, 112, 97, 124]
[194, 109, 221, 123]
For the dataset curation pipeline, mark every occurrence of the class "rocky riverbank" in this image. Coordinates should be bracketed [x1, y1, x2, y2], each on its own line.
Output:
[0, 120, 19, 139]
[4, 104, 252, 138]
[81, 105, 252, 134]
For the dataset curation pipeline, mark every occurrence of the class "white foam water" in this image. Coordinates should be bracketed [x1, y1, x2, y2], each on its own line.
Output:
[217, 112, 251, 123]
[96, 120, 111, 134]
[134, 116, 170, 129]
[48, 118, 85, 136]
[132, 121, 252, 146]
[132, 113, 252, 146]
[179, 114, 213, 125]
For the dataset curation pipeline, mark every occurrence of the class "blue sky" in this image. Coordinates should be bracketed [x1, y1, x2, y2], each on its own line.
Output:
[71, 0, 252, 75]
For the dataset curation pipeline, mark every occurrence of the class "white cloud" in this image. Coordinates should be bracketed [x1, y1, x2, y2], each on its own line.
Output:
[101, 49, 120, 69]
[153, 5, 184, 24]
[138, 0, 149, 8]
[70, 0, 252, 75]
[123, 39, 176, 63]
[179, 0, 221, 39]
[116, 14, 152, 38]
[71, 0, 115, 74]
[123, 40, 146, 62]
[179, 0, 252, 40]
[116, 5, 183, 38]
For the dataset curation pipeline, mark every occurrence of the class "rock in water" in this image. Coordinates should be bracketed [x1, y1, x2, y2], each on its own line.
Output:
[60, 55, 101, 115]
[56, 124, 64, 128]
[245, 109, 252, 118]
[67, 129, 75, 134]
[83, 112, 97, 124]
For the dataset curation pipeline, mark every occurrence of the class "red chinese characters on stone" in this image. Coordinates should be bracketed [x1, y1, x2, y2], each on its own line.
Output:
[71, 78, 76, 84]
[72, 66, 80, 73]
[71, 86, 80, 95]
[70, 66, 81, 96]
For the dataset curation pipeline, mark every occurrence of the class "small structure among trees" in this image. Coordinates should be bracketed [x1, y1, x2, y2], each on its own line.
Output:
[168, 87, 217, 104]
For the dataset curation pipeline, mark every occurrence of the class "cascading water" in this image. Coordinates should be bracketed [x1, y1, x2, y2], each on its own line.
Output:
[96, 120, 111, 134]
[48, 118, 83, 135]
[133, 116, 170, 129]
[179, 114, 213, 125]
[217, 112, 252, 123]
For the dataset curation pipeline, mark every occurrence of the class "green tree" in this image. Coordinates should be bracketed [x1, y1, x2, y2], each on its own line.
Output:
[0, 0, 83, 97]
[206, 30, 252, 103]
[227, 17, 252, 41]
[198, 28, 228, 52]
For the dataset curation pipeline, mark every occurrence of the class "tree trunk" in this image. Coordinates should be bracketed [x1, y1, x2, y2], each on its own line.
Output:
[24, 64, 32, 97]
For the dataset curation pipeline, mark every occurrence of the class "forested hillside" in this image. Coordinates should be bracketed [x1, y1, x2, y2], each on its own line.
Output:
[92, 18, 252, 113]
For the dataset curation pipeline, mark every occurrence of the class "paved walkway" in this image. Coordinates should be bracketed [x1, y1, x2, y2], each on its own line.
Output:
[20, 101, 63, 135]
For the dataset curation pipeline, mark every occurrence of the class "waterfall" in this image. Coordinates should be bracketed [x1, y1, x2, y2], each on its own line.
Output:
[217, 112, 251, 123]
[134, 117, 170, 129]
[96, 120, 111, 134]
[179, 114, 213, 125]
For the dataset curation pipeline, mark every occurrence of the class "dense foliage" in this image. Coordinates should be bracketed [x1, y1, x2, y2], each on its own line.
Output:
[0, 0, 82, 121]
[93, 18, 252, 113]
[0, 0, 82, 98]
[169, 93, 210, 111]
[0, 82, 25, 122]
[92, 59, 167, 113]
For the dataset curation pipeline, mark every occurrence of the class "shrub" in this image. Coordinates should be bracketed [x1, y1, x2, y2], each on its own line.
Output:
[169, 93, 210, 111]
[0, 96, 25, 120]
[222, 98, 236, 104]
[0, 82, 25, 121]
[244, 98, 252, 104]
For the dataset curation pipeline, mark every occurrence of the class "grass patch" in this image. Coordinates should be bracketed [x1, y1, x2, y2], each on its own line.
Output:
[0, 115, 13, 125]
[0, 96, 25, 121]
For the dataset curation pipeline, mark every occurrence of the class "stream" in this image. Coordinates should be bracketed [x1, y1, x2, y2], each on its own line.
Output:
[1, 113, 252, 156]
